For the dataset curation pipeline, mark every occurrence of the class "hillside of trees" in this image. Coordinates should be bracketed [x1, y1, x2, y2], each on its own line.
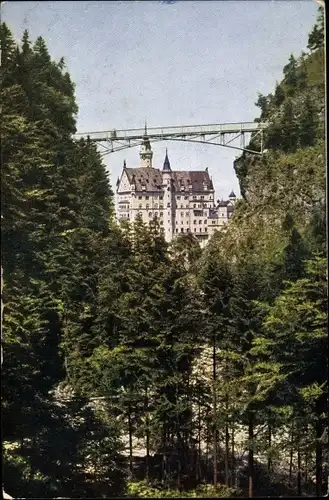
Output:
[1, 7, 326, 498]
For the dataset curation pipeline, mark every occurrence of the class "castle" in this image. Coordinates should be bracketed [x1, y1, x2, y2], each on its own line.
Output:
[116, 132, 236, 248]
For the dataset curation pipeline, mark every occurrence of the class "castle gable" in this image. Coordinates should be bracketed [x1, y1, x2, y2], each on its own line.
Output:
[117, 169, 131, 193]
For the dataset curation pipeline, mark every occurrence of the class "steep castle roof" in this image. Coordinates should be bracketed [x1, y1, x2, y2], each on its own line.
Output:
[163, 149, 171, 171]
[171, 171, 214, 191]
[123, 167, 214, 193]
[217, 200, 229, 207]
[125, 167, 163, 191]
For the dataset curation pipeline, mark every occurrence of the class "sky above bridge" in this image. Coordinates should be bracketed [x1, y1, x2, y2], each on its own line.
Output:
[3, 0, 319, 199]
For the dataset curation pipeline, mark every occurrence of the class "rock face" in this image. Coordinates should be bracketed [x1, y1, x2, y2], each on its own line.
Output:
[215, 45, 325, 264]
[241, 49, 324, 199]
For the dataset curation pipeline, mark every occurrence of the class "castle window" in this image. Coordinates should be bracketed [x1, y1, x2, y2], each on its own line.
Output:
[193, 196, 197, 200]
[160, 220, 163, 225]
[146, 196, 149, 200]
[186, 212, 189, 216]
[167, 187, 170, 191]
[176, 228, 179, 233]
[201, 196, 204, 199]
[138, 196, 142, 200]
[181, 228, 184, 232]
[194, 228, 196, 232]
[149, 212, 152, 217]
[181, 221, 184, 225]
[205, 227, 207, 232]
[193, 204, 196, 208]
[154, 203, 158, 208]
[199, 220, 202, 224]
[184, 196, 189, 200]
[181, 212, 184, 217]
[146, 204, 149, 209]
[160, 196, 163, 200]
[139, 204, 142, 209]
[160, 212, 163, 217]
[204, 220, 207, 224]
[177, 196, 181, 200]
[167, 203, 170, 207]
[194, 220, 197, 224]
[155, 212, 158, 217]
[181, 204, 184, 208]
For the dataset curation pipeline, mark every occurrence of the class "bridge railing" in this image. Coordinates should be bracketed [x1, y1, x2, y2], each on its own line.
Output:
[73, 121, 268, 142]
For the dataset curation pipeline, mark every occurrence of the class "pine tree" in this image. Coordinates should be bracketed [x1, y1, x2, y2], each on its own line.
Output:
[1, 25, 122, 496]
[252, 255, 328, 496]
[298, 95, 317, 147]
[283, 99, 299, 151]
[255, 93, 269, 119]
[273, 83, 285, 107]
[283, 54, 298, 94]
[280, 213, 309, 283]
[307, 7, 324, 52]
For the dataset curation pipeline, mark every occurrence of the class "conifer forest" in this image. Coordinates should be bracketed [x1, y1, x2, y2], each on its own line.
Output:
[1, 6, 327, 499]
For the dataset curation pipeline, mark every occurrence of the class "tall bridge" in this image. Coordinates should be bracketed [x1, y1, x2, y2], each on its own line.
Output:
[73, 121, 268, 156]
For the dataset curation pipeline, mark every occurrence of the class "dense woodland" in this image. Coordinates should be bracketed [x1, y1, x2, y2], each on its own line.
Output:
[1, 7, 327, 498]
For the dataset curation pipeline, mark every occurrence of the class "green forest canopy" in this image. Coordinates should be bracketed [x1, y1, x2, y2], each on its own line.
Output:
[1, 7, 327, 498]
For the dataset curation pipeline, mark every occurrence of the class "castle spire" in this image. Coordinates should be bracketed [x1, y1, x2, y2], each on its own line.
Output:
[140, 122, 153, 168]
[162, 148, 171, 171]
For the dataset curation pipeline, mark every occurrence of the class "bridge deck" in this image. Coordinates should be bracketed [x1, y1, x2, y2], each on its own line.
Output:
[74, 121, 267, 142]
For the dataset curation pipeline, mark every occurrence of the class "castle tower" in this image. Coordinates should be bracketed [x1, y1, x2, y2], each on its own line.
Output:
[162, 149, 174, 242]
[139, 122, 153, 168]
[162, 148, 171, 172]
[229, 190, 236, 204]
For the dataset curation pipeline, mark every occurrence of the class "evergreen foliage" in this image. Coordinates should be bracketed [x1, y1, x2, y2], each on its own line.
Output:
[1, 10, 326, 498]
[307, 7, 324, 52]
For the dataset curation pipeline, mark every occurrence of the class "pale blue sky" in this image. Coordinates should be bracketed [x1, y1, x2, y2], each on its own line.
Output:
[2, 0, 318, 198]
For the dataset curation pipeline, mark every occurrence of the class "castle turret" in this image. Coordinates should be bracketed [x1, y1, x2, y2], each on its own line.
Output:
[162, 148, 171, 172]
[162, 149, 174, 241]
[139, 122, 153, 168]
[229, 190, 236, 204]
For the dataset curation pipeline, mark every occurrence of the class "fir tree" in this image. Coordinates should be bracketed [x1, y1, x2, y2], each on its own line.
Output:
[307, 7, 324, 52]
